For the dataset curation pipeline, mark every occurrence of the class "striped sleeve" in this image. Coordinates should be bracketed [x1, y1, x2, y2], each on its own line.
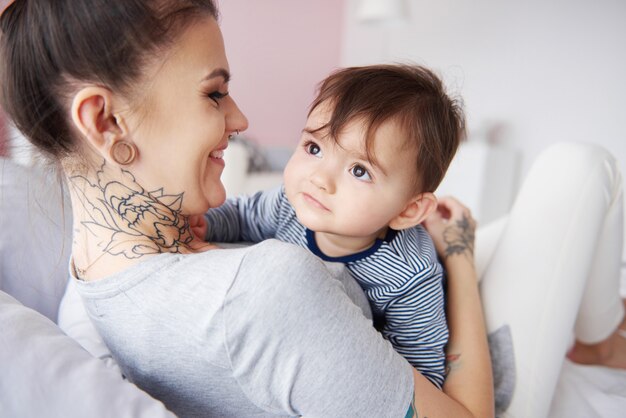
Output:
[347, 227, 448, 388]
[204, 186, 286, 243]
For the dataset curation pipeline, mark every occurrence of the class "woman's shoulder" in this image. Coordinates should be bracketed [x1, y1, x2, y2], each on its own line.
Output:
[240, 239, 316, 266]
[162, 240, 325, 303]
[234, 239, 329, 291]
[227, 239, 358, 302]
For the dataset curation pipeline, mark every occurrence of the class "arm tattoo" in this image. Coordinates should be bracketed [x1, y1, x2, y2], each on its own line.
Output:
[405, 398, 426, 418]
[405, 354, 462, 417]
[68, 163, 194, 260]
[442, 214, 474, 260]
[446, 353, 462, 376]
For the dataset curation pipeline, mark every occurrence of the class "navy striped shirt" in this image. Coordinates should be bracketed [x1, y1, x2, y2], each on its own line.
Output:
[205, 186, 448, 388]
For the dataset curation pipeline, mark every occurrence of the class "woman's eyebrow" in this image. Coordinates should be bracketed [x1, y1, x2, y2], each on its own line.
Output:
[201, 68, 231, 83]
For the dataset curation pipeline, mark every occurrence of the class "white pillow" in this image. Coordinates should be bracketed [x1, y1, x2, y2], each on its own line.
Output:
[0, 289, 176, 418]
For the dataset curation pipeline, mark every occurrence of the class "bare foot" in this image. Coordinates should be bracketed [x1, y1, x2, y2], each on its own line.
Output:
[567, 301, 626, 369]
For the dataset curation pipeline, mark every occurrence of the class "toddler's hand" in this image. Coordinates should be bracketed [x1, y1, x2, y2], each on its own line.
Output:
[423, 196, 476, 262]
[188, 214, 208, 242]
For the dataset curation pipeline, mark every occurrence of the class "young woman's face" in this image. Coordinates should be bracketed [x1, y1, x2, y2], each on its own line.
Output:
[284, 101, 419, 240]
[124, 16, 248, 215]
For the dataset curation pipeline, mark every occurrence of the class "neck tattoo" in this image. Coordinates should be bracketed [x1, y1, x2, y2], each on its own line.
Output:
[69, 162, 194, 277]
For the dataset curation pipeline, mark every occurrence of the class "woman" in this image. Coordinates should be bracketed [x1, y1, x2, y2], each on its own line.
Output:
[2, 1, 624, 417]
[0, 1, 493, 417]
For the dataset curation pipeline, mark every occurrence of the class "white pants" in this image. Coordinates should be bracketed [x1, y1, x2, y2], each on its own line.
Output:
[475, 142, 624, 417]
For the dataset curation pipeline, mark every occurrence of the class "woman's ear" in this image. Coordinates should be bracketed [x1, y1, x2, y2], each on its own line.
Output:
[70, 86, 126, 155]
[389, 192, 438, 230]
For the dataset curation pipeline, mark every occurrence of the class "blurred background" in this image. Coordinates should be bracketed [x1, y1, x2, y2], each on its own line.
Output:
[2, 0, 625, 249]
[219, 0, 626, 181]
[217, 0, 626, 256]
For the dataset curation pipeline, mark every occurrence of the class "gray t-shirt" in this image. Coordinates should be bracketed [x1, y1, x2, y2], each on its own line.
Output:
[74, 240, 414, 417]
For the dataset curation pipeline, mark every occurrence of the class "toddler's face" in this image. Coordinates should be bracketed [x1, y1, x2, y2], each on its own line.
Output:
[284, 102, 419, 241]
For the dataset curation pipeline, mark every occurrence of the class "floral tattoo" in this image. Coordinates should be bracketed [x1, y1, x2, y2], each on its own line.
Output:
[69, 163, 194, 260]
[442, 214, 474, 260]
[446, 353, 462, 376]
[405, 398, 426, 418]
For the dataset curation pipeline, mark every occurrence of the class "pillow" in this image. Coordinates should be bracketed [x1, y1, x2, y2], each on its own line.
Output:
[488, 325, 516, 416]
[0, 158, 71, 321]
[58, 278, 123, 373]
[0, 289, 176, 418]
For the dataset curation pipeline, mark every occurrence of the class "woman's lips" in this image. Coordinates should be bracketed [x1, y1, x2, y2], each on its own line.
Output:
[209, 150, 225, 159]
[303, 193, 329, 211]
[209, 143, 227, 166]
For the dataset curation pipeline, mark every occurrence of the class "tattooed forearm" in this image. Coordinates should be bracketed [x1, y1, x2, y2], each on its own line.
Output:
[442, 214, 475, 260]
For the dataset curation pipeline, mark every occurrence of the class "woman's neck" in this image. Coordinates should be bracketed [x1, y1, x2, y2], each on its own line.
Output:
[66, 161, 205, 280]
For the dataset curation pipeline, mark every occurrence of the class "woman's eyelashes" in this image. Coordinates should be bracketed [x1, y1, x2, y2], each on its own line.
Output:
[207, 90, 229, 105]
[350, 164, 372, 181]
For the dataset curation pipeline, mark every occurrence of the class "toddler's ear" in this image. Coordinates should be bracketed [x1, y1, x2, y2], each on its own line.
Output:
[389, 192, 437, 230]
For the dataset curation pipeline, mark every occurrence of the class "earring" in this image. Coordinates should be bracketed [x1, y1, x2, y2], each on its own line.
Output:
[111, 140, 137, 165]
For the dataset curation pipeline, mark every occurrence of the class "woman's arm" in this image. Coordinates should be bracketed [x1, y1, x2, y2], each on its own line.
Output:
[407, 196, 494, 417]
[226, 218, 493, 417]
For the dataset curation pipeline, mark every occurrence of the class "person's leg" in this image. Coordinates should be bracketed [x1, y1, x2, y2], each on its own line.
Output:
[566, 157, 626, 366]
[475, 142, 624, 418]
[475, 216, 507, 282]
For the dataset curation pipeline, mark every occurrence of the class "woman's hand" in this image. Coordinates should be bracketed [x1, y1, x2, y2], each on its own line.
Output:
[423, 196, 476, 263]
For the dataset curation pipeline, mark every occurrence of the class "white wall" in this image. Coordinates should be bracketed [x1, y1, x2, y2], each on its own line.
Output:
[342, 0, 626, 186]
[343, 0, 626, 261]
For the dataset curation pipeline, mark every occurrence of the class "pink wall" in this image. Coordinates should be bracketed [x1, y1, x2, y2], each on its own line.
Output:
[218, 0, 344, 147]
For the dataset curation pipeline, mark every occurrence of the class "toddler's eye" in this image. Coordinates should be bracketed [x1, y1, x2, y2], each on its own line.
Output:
[305, 141, 323, 158]
[350, 164, 371, 181]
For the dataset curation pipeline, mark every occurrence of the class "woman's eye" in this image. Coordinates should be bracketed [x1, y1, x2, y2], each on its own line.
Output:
[305, 142, 323, 158]
[350, 164, 371, 181]
[208, 91, 229, 105]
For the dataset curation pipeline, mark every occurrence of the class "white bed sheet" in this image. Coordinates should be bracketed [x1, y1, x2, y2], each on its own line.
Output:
[548, 273, 626, 418]
[549, 360, 626, 417]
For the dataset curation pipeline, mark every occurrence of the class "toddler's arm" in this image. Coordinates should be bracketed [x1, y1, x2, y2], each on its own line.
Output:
[203, 185, 286, 243]
[380, 261, 448, 389]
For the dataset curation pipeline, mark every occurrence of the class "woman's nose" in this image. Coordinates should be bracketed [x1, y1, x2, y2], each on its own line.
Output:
[226, 96, 249, 134]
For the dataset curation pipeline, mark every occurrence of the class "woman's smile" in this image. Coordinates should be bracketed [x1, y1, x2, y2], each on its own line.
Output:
[209, 142, 229, 166]
[209, 149, 225, 165]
